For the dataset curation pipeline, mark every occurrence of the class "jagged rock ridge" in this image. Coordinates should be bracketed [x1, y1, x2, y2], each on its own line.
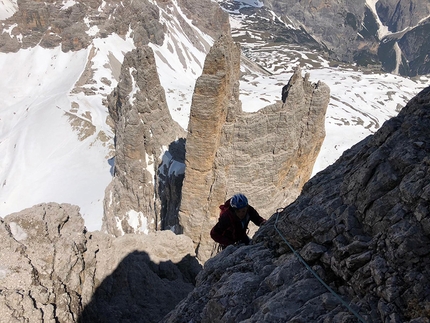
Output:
[0, 0, 229, 53]
[97, 0, 230, 236]
[0, 203, 200, 323]
[163, 86, 430, 322]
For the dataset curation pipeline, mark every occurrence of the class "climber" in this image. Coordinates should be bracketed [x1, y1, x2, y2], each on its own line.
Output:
[210, 193, 266, 250]
[281, 83, 291, 103]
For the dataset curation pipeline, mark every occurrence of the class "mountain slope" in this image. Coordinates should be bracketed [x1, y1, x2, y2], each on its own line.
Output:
[217, 0, 429, 174]
[0, 0, 428, 232]
[0, 0, 224, 229]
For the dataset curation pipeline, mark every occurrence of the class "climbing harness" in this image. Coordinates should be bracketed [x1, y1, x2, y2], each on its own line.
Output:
[274, 208, 367, 323]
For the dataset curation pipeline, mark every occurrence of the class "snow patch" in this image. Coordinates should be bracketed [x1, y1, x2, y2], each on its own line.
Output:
[159, 150, 185, 178]
[128, 67, 140, 105]
[127, 210, 149, 234]
[365, 0, 390, 38]
[145, 153, 155, 184]
[115, 216, 125, 235]
[0, 0, 18, 20]
[236, 0, 263, 8]
[0, 266, 9, 279]
[9, 222, 27, 241]
[84, 17, 100, 36]
[61, 0, 76, 10]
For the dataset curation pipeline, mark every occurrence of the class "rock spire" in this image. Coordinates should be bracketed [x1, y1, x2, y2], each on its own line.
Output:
[103, 46, 186, 235]
[179, 33, 330, 261]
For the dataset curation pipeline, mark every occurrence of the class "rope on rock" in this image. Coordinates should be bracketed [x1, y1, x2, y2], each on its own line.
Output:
[273, 208, 367, 323]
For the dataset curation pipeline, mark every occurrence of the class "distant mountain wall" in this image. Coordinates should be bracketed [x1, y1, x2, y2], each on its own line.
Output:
[247, 0, 430, 76]
[0, 0, 230, 53]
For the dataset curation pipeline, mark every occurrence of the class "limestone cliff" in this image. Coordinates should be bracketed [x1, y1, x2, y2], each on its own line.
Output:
[179, 34, 330, 261]
[97, 0, 230, 236]
[0, 0, 229, 53]
[2, 87, 429, 323]
[163, 86, 430, 323]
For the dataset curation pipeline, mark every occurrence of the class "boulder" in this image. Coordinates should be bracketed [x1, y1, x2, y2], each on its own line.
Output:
[0, 203, 200, 323]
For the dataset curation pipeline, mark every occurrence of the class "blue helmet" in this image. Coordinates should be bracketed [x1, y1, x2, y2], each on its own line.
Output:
[230, 193, 248, 209]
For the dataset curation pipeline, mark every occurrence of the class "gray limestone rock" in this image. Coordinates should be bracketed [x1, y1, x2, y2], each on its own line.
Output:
[0, 0, 229, 53]
[0, 203, 200, 323]
[98, 0, 230, 237]
[103, 45, 186, 236]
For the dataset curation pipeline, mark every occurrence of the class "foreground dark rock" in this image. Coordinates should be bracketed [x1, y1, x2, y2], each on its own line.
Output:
[163, 87, 430, 322]
[0, 203, 200, 323]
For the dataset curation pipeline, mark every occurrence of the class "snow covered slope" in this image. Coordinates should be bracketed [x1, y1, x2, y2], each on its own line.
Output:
[0, 1, 212, 230]
[0, 0, 17, 20]
[0, 37, 135, 230]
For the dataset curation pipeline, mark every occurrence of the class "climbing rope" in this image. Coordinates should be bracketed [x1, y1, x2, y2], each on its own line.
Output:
[273, 208, 367, 323]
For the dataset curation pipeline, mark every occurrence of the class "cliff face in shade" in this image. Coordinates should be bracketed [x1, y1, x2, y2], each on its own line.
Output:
[179, 33, 330, 261]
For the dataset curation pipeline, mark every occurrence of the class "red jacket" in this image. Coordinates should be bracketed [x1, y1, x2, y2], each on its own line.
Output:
[210, 199, 265, 247]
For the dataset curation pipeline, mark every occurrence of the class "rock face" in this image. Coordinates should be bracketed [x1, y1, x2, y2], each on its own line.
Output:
[255, 0, 430, 76]
[103, 45, 186, 236]
[163, 86, 430, 322]
[0, 0, 229, 53]
[97, 0, 230, 236]
[262, 0, 370, 62]
[0, 203, 200, 323]
[0, 0, 162, 52]
[179, 34, 330, 261]
[375, 0, 429, 32]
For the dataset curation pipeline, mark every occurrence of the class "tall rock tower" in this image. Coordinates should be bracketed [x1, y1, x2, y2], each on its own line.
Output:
[179, 34, 331, 261]
[178, 34, 242, 259]
[103, 46, 186, 236]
